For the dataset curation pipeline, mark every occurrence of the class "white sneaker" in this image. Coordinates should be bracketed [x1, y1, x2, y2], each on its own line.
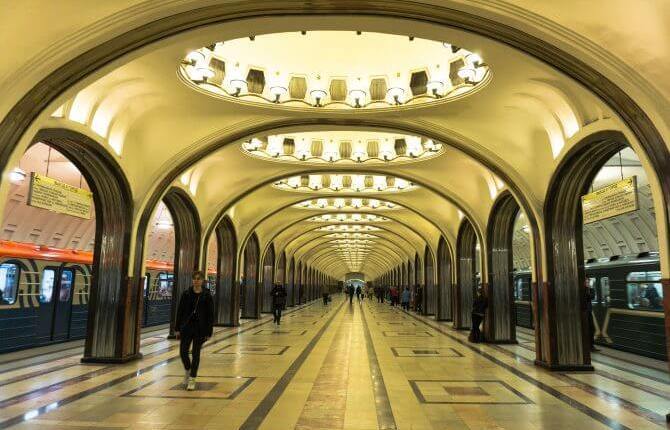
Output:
[184, 369, 190, 386]
[186, 377, 196, 391]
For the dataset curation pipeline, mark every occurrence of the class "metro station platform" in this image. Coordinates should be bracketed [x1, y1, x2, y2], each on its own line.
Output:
[0, 297, 667, 430]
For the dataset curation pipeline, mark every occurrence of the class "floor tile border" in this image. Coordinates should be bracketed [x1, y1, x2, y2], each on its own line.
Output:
[401, 309, 635, 430]
[359, 302, 398, 430]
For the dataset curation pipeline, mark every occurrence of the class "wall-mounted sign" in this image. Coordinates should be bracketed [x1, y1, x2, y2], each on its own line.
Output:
[582, 176, 638, 224]
[27, 173, 93, 219]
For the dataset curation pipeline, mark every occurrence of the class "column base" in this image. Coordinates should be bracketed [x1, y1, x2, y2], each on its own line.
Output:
[485, 339, 519, 344]
[436, 318, 453, 322]
[167, 334, 177, 339]
[534, 359, 594, 372]
[81, 352, 143, 364]
[213, 322, 238, 327]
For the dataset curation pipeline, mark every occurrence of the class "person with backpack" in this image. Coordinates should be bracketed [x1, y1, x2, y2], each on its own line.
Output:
[176, 270, 214, 391]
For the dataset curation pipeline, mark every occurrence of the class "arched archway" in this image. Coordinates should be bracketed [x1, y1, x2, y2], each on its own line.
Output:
[296, 261, 303, 305]
[424, 246, 435, 316]
[542, 131, 629, 369]
[288, 257, 296, 306]
[241, 232, 260, 319]
[455, 219, 477, 329]
[162, 187, 201, 338]
[214, 216, 238, 326]
[261, 243, 276, 313]
[485, 192, 519, 344]
[30, 129, 136, 363]
[437, 237, 453, 321]
[276, 250, 286, 289]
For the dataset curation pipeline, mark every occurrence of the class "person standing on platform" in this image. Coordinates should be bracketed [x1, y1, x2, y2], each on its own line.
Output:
[390, 286, 399, 306]
[401, 286, 411, 311]
[356, 285, 362, 302]
[415, 286, 423, 313]
[347, 284, 355, 304]
[469, 289, 488, 343]
[176, 270, 214, 391]
[271, 283, 287, 325]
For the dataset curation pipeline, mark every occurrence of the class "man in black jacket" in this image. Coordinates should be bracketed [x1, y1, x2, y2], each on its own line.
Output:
[271, 283, 287, 325]
[175, 270, 214, 391]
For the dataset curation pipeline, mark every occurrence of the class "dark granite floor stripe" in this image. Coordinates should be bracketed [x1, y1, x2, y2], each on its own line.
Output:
[401, 309, 635, 430]
[593, 370, 670, 400]
[560, 373, 668, 426]
[512, 337, 670, 385]
[240, 301, 345, 430]
[0, 302, 314, 429]
[360, 303, 398, 430]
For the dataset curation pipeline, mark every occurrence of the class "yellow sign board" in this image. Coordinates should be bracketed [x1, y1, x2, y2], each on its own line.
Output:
[27, 173, 93, 219]
[582, 176, 638, 224]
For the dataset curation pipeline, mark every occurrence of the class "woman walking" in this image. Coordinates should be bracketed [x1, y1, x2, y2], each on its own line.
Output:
[176, 270, 214, 391]
[271, 283, 287, 325]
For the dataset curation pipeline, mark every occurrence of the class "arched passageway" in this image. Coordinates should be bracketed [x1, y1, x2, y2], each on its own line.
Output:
[261, 243, 276, 313]
[542, 131, 667, 369]
[455, 219, 477, 330]
[241, 233, 260, 319]
[162, 187, 201, 338]
[287, 257, 296, 306]
[424, 246, 435, 316]
[32, 131, 136, 362]
[214, 216, 238, 326]
[437, 237, 453, 321]
[485, 192, 520, 343]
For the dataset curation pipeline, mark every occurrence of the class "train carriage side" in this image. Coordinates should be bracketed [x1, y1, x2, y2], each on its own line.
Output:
[586, 254, 666, 360]
[512, 269, 534, 329]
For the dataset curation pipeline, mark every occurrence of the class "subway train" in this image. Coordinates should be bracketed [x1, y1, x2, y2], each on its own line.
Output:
[0, 240, 186, 353]
[513, 252, 667, 360]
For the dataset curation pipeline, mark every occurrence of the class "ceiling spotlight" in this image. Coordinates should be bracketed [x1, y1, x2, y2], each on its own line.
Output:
[310, 89, 327, 107]
[9, 167, 26, 184]
[270, 85, 287, 103]
[349, 89, 367, 108]
[387, 87, 405, 105]
[426, 80, 444, 98]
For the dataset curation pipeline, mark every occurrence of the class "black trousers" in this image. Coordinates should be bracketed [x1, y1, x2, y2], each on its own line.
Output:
[377, 295, 383, 303]
[349, 294, 354, 304]
[273, 305, 283, 324]
[401, 301, 409, 311]
[470, 314, 483, 343]
[180, 328, 205, 377]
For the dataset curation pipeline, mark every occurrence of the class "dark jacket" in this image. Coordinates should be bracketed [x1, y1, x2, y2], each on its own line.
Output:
[271, 285, 287, 307]
[176, 287, 214, 337]
[472, 295, 488, 316]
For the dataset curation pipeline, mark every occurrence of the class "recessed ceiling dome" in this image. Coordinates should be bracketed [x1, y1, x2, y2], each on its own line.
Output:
[180, 31, 490, 110]
[273, 173, 416, 193]
[242, 131, 443, 164]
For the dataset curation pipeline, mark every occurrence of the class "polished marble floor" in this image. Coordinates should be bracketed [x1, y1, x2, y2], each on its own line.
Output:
[0, 297, 668, 429]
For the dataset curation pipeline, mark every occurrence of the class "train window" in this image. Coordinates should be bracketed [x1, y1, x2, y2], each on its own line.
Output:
[40, 269, 56, 303]
[586, 277, 597, 304]
[158, 272, 173, 298]
[59, 270, 74, 302]
[626, 271, 664, 311]
[514, 278, 523, 301]
[0, 263, 19, 305]
[599, 277, 610, 304]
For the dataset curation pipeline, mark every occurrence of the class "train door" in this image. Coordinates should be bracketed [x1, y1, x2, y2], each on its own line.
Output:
[52, 268, 74, 341]
[36, 267, 75, 343]
[143, 273, 150, 327]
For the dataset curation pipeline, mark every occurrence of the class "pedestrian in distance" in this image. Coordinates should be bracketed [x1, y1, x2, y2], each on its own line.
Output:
[271, 283, 287, 325]
[356, 285, 362, 302]
[469, 288, 488, 343]
[401, 286, 411, 311]
[176, 270, 214, 391]
[415, 286, 423, 313]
